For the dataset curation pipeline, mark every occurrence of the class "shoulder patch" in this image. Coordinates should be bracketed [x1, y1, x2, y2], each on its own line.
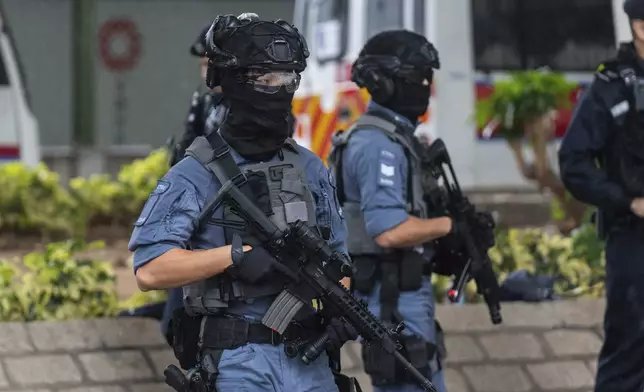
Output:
[595, 61, 620, 82]
[152, 180, 171, 195]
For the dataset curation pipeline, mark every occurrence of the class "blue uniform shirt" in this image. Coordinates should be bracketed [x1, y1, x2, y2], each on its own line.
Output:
[128, 142, 348, 321]
[342, 102, 415, 237]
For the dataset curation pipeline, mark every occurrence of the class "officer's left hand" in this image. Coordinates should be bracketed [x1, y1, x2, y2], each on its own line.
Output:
[326, 318, 359, 350]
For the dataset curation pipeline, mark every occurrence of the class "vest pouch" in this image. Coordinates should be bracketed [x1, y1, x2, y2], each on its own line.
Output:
[399, 251, 425, 291]
[402, 334, 435, 375]
[171, 307, 202, 370]
[351, 256, 378, 295]
[361, 341, 397, 386]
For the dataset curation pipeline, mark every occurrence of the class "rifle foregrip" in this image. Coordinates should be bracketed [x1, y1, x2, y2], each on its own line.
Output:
[301, 332, 330, 364]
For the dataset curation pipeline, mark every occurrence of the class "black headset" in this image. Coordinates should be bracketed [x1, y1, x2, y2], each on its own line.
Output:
[351, 55, 400, 102]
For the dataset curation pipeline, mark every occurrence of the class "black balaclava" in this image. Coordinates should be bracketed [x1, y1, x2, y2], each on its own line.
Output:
[386, 78, 432, 123]
[360, 31, 438, 123]
[219, 70, 294, 161]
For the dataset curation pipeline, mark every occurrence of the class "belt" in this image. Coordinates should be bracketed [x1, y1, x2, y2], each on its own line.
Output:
[201, 316, 313, 350]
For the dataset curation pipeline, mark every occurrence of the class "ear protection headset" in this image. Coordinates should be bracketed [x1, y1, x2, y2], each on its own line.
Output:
[351, 38, 441, 102]
[204, 14, 309, 89]
[351, 55, 399, 102]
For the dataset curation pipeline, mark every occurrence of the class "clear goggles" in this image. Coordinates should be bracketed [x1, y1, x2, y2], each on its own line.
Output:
[242, 69, 301, 94]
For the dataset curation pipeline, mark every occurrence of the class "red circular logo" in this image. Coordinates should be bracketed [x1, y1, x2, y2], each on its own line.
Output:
[98, 18, 141, 73]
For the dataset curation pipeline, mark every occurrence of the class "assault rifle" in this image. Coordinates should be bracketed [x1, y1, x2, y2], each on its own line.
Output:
[198, 177, 438, 392]
[420, 138, 503, 325]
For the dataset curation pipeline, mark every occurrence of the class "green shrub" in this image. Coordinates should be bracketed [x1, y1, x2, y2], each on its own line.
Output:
[0, 240, 167, 321]
[475, 70, 577, 139]
[489, 225, 605, 298]
[113, 148, 170, 222]
[0, 163, 78, 237]
[0, 240, 118, 321]
[0, 149, 170, 238]
[434, 225, 605, 303]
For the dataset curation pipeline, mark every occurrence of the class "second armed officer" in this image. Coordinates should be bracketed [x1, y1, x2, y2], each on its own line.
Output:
[328, 30, 452, 392]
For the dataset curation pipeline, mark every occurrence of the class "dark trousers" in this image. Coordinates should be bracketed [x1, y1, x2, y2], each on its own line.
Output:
[595, 229, 644, 392]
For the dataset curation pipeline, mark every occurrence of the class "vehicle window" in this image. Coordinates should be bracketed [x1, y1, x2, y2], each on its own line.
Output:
[313, 0, 348, 63]
[366, 0, 404, 39]
[472, 0, 615, 71]
[522, 0, 615, 70]
[471, 0, 523, 71]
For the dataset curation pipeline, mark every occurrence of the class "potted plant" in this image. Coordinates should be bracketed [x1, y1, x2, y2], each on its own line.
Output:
[476, 70, 587, 234]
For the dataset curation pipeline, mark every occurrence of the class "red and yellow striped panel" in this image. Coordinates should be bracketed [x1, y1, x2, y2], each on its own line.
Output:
[292, 88, 432, 163]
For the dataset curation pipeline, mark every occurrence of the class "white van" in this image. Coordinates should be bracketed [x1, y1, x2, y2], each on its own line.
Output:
[0, 4, 39, 166]
[292, 0, 628, 188]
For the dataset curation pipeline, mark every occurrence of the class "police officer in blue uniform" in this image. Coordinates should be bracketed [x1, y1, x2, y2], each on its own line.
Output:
[130, 13, 357, 392]
[558, 1, 644, 391]
[327, 31, 451, 392]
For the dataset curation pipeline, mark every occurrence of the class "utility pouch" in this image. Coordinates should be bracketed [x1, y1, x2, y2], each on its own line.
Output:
[399, 251, 425, 291]
[362, 341, 398, 386]
[351, 256, 378, 295]
[171, 307, 202, 370]
[402, 334, 434, 373]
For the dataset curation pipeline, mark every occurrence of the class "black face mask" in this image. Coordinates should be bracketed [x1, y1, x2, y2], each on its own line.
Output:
[384, 79, 431, 123]
[219, 75, 294, 161]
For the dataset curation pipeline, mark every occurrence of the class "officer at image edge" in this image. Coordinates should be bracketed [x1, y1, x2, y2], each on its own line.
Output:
[558, 1, 644, 391]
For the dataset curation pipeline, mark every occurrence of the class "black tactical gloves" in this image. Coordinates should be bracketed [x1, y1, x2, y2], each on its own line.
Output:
[325, 318, 359, 350]
[226, 234, 295, 283]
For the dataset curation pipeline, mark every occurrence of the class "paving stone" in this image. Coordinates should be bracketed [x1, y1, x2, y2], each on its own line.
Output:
[0, 364, 9, 387]
[2, 390, 51, 392]
[443, 336, 485, 363]
[443, 368, 470, 392]
[4, 355, 82, 386]
[556, 299, 606, 328]
[478, 333, 544, 360]
[0, 323, 34, 354]
[462, 365, 532, 392]
[59, 387, 125, 392]
[527, 360, 595, 390]
[544, 329, 603, 356]
[145, 348, 178, 378]
[28, 320, 102, 351]
[128, 383, 175, 392]
[78, 350, 154, 382]
[93, 319, 166, 348]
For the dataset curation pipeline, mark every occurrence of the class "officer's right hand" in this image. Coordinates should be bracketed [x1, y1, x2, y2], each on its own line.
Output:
[226, 234, 296, 283]
[630, 198, 644, 218]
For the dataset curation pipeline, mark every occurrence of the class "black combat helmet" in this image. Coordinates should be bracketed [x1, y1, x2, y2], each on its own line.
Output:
[624, 0, 644, 20]
[203, 14, 309, 89]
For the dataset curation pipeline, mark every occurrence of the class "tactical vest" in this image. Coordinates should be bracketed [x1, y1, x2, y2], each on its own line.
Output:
[181, 134, 318, 316]
[327, 114, 428, 256]
[603, 61, 644, 197]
